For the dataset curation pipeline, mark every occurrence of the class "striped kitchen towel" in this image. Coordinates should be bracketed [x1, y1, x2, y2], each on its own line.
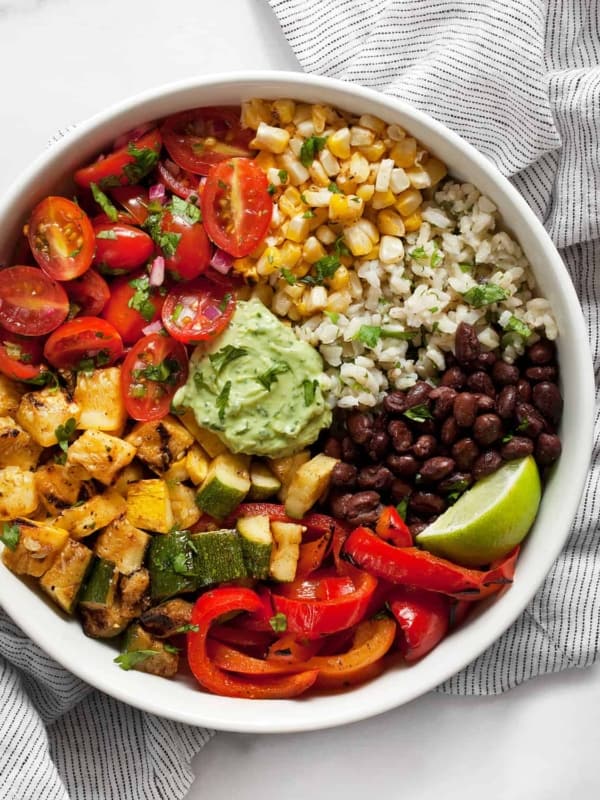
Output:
[268, 0, 600, 692]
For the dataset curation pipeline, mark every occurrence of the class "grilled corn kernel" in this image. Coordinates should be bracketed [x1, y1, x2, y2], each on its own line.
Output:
[344, 223, 373, 257]
[302, 237, 326, 264]
[390, 167, 410, 194]
[272, 290, 292, 316]
[329, 264, 350, 290]
[379, 235, 405, 264]
[308, 160, 330, 187]
[279, 241, 302, 268]
[395, 187, 423, 217]
[311, 104, 329, 134]
[241, 99, 272, 130]
[256, 246, 281, 276]
[279, 185, 304, 217]
[335, 175, 357, 195]
[273, 99, 295, 125]
[288, 136, 303, 158]
[308, 207, 329, 231]
[252, 122, 290, 154]
[371, 190, 396, 209]
[390, 137, 417, 167]
[348, 271, 363, 299]
[303, 189, 332, 208]
[232, 257, 258, 279]
[286, 214, 312, 242]
[296, 120, 316, 139]
[277, 152, 310, 185]
[319, 148, 340, 176]
[356, 184, 375, 203]
[293, 103, 313, 125]
[349, 152, 370, 183]
[405, 165, 432, 190]
[327, 127, 351, 159]
[329, 193, 364, 223]
[375, 158, 395, 192]
[284, 282, 304, 300]
[315, 225, 337, 245]
[254, 151, 276, 172]
[422, 156, 448, 186]
[386, 124, 406, 141]
[377, 209, 406, 237]
[350, 126, 375, 146]
[304, 286, 328, 314]
[359, 114, 386, 134]
[359, 141, 387, 162]
[250, 283, 274, 306]
[327, 290, 352, 314]
[403, 210, 423, 232]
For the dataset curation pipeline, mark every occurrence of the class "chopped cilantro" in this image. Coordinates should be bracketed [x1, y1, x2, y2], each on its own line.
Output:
[170, 195, 202, 224]
[409, 246, 427, 260]
[269, 613, 288, 633]
[356, 325, 381, 349]
[256, 362, 290, 390]
[395, 498, 408, 521]
[114, 650, 160, 671]
[218, 292, 232, 313]
[123, 141, 160, 184]
[278, 169, 288, 183]
[209, 345, 248, 373]
[55, 417, 77, 453]
[96, 229, 118, 240]
[462, 283, 508, 308]
[458, 263, 473, 273]
[303, 209, 315, 218]
[163, 643, 180, 654]
[280, 268, 297, 285]
[502, 434, 514, 444]
[143, 211, 181, 258]
[380, 328, 414, 340]
[216, 381, 232, 422]
[133, 356, 181, 385]
[1, 522, 20, 551]
[504, 315, 532, 339]
[90, 182, 118, 222]
[430, 247, 443, 267]
[193, 372, 214, 393]
[128, 275, 156, 322]
[328, 182, 343, 194]
[313, 254, 340, 283]
[302, 378, 318, 406]
[324, 310, 340, 323]
[268, 183, 277, 196]
[174, 623, 200, 634]
[333, 236, 350, 257]
[3, 341, 31, 363]
[300, 135, 327, 167]
[403, 403, 433, 422]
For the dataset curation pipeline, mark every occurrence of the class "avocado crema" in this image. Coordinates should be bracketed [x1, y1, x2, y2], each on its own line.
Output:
[173, 299, 332, 457]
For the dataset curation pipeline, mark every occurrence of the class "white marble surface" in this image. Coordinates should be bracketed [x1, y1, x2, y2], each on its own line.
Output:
[1, 0, 599, 797]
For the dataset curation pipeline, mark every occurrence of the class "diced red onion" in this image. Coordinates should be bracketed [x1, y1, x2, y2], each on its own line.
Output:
[204, 304, 221, 321]
[142, 319, 164, 336]
[210, 247, 233, 274]
[149, 255, 165, 287]
[149, 183, 166, 203]
[112, 121, 155, 150]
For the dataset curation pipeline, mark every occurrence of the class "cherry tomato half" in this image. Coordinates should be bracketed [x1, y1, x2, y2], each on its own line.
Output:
[157, 208, 211, 282]
[161, 276, 235, 343]
[160, 107, 254, 175]
[110, 186, 150, 225]
[93, 222, 154, 274]
[201, 158, 271, 257]
[0, 266, 69, 336]
[121, 333, 188, 421]
[28, 197, 95, 281]
[157, 160, 202, 200]
[43, 317, 123, 371]
[74, 129, 162, 189]
[63, 269, 110, 317]
[0, 328, 45, 381]
[102, 270, 165, 345]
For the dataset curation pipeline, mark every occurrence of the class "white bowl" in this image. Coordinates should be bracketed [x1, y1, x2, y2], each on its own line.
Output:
[0, 71, 594, 733]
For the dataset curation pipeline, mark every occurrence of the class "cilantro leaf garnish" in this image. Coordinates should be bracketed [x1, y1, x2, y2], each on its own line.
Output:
[55, 417, 77, 453]
[170, 195, 202, 224]
[173, 623, 199, 634]
[114, 650, 161, 671]
[1, 522, 20, 551]
[403, 403, 433, 422]
[90, 182, 118, 222]
[328, 182, 343, 194]
[95, 229, 118, 240]
[504, 315, 532, 339]
[256, 362, 290, 390]
[302, 378, 319, 406]
[409, 246, 427, 260]
[209, 345, 248, 373]
[356, 325, 381, 349]
[128, 275, 156, 322]
[333, 235, 350, 257]
[395, 498, 408, 521]
[278, 169, 288, 183]
[133, 357, 181, 385]
[216, 381, 232, 422]
[299, 135, 327, 167]
[143, 211, 182, 258]
[218, 292, 232, 313]
[123, 142, 160, 184]
[269, 613, 287, 633]
[280, 268, 297, 285]
[462, 283, 508, 308]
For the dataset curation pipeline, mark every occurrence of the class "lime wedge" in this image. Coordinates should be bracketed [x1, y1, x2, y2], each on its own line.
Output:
[415, 456, 541, 567]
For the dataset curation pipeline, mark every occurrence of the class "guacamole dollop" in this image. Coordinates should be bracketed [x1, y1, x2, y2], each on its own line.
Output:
[174, 299, 331, 457]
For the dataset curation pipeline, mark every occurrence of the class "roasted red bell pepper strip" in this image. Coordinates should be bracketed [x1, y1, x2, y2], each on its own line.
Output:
[376, 506, 413, 547]
[277, 570, 356, 601]
[388, 586, 450, 662]
[267, 634, 322, 664]
[296, 528, 333, 578]
[272, 569, 378, 638]
[187, 587, 318, 698]
[342, 527, 517, 598]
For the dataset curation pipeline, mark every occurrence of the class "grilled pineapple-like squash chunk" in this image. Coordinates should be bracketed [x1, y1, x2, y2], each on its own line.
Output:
[168, 482, 201, 530]
[125, 416, 194, 473]
[163, 457, 190, 484]
[67, 430, 137, 485]
[269, 521, 304, 582]
[95, 515, 150, 575]
[0, 466, 38, 519]
[284, 454, 339, 519]
[34, 463, 87, 515]
[54, 489, 127, 539]
[2, 521, 69, 577]
[0, 416, 42, 470]
[112, 461, 145, 496]
[74, 367, 127, 432]
[185, 444, 210, 485]
[268, 450, 311, 502]
[178, 410, 227, 458]
[126, 479, 174, 533]
[0, 374, 25, 417]
[16, 388, 80, 447]
[39, 539, 94, 614]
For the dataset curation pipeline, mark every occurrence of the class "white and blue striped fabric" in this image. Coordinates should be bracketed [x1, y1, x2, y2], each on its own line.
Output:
[1, 1, 599, 797]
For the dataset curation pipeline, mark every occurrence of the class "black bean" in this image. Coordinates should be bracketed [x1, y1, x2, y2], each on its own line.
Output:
[341, 435, 360, 462]
[492, 360, 520, 386]
[532, 382, 563, 425]
[467, 371, 496, 397]
[405, 381, 432, 408]
[477, 351, 497, 369]
[430, 386, 457, 419]
[525, 366, 558, 382]
[366, 431, 390, 461]
[345, 491, 381, 527]
[501, 436, 534, 460]
[453, 392, 478, 427]
[409, 492, 446, 516]
[441, 366, 466, 389]
[409, 521, 428, 537]
[328, 492, 353, 518]
[452, 438, 480, 471]
[527, 339, 556, 365]
[472, 450, 503, 480]
[347, 412, 373, 444]
[496, 385, 517, 419]
[386, 454, 420, 478]
[323, 436, 342, 459]
[420, 457, 456, 482]
[455, 322, 481, 363]
[390, 479, 412, 502]
[516, 379, 532, 403]
[388, 420, 413, 452]
[473, 413, 503, 446]
[357, 465, 394, 491]
[475, 393, 496, 413]
[438, 472, 472, 493]
[331, 462, 358, 487]
[412, 435, 437, 459]
[535, 433, 562, 466]
[383, 391, 407, 415]
[441, 416, 459, 446]
[515, 402, 546, 438]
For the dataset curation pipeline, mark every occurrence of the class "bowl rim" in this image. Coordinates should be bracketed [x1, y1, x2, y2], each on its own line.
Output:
[0, 70, 594, 733]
